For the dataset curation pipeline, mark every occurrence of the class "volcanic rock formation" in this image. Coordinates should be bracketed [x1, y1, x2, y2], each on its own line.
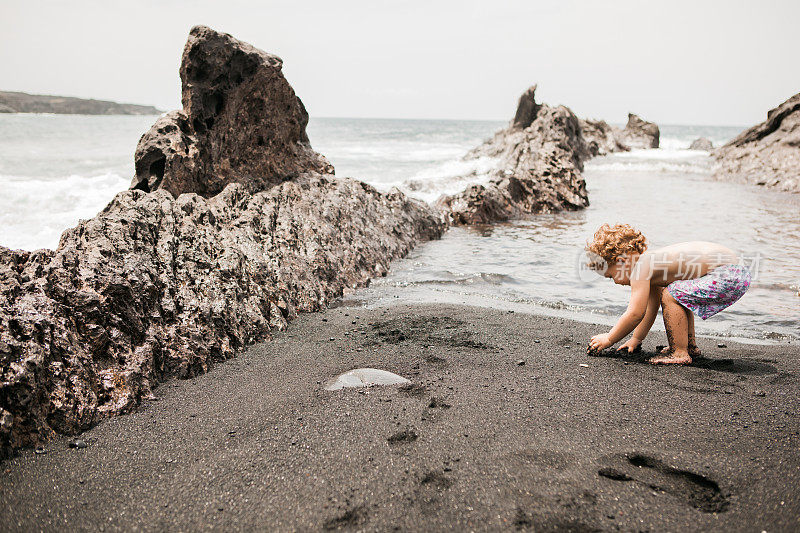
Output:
[713, 92, 800, 192]
[130, 25, 334, 198]
[580, 119, 630, 157]
[434, 87, 663, 224]
[436, 86, 591, 224]
[580, 113, 660, 154]
[0, 26, 444, 458]
[689, 137, 714, 151]
[619, 113, 660, 149]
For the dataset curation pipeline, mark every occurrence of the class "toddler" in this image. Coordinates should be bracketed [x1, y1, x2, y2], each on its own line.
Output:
[585, 224, 751, 364]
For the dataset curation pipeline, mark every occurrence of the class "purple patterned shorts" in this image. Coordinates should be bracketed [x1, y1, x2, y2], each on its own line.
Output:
[666, 264, 752, 320]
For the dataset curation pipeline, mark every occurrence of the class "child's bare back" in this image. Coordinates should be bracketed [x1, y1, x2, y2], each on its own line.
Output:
[636, 241, 739, 287]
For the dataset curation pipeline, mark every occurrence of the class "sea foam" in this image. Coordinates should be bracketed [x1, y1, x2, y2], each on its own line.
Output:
[0, 172, 129, 250]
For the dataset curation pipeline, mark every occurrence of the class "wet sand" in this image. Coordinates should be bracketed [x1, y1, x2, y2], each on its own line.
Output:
[1, 303, 798, 531]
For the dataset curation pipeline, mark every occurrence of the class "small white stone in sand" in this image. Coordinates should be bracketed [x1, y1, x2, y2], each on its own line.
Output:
[324, 368, 411, 391]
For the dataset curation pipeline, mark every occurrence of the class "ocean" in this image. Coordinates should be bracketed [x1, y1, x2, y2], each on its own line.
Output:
[1, 114, 797, 342]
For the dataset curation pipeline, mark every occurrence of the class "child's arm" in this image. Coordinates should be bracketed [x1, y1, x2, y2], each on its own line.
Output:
[617, 286, 661, 352]
[589, 267, 652, 350]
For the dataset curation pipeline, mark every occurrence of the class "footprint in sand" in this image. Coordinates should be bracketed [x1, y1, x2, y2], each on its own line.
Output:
[427, 396, 451, 409]
[597, 453, 729, 513]
[420, 470, 453, 490]
[371, 316, 493, 351]
[412, 470, 454, 513]
[322, 505, 368, 530]
[511, 507, 600, 532]
[387, 428, 418, 446]
[397, 383, 427, 397]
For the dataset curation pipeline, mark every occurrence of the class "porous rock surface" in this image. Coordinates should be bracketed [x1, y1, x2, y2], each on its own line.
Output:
[579, 119, 630, 157]
[435, 86, 591, 224]
[580, 113, 660, 154]
[435, 87, 663, 224]
[0, 26, 444, 458]
[130, 25, 334, 198]
[713, 92, 800, 192]
[618, 113, 660, 149]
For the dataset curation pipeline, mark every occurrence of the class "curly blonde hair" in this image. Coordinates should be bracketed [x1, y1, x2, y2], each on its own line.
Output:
[585, 223, 647, 270]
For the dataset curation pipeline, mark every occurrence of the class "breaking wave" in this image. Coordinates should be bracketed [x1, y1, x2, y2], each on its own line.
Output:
[0, 172, 129, 250]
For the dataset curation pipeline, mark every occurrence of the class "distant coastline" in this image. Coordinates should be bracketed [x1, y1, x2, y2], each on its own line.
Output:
[0, 90, 162, 115]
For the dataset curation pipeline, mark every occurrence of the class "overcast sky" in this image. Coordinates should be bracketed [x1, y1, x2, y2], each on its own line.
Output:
[1, 0, 798, 125]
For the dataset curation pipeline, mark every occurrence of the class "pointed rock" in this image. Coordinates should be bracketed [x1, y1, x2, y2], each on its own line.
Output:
[131, 25, 333, 197]
[511, 85, 541, 129]
[619, 113, 660, 149]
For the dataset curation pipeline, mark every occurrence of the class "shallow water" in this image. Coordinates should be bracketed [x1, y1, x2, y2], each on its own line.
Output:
[316, 121, 799, 342]
[349, 149, 800, 341]
[0, 115, 797, 341]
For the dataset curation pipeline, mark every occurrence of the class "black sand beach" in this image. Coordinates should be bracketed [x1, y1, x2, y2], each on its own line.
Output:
[1, 304, 798, 532]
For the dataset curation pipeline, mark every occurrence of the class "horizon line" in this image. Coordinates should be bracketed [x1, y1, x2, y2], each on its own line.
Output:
[0, 107, 749, 129]
[310, 115, 749, 129]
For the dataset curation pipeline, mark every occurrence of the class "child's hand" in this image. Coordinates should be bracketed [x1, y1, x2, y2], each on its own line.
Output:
[616, 337, 642, 353]
[588, 333, 613, 351]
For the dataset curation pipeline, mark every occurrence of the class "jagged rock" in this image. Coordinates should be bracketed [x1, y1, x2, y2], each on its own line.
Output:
[0, 26, 444, 458]
[619, 113, 659, 149]
[689, 137, 713, 151]
[580, 114, 660, 154]
[580, 119, 630, 156]
[0, 409, 12, 438]
[511, 85, 541, 129]
[436, 86, 590, 224]
[130, 26, 333, 197]
[0, 177, 443, 457]
[434, 91, 662, 224]
[713, 92, 800, 192]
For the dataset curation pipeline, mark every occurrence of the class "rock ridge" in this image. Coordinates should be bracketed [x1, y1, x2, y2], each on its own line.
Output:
[0, 26, 444, 458]
[435, 87, 660, 224]
[713, 92, 800, 192]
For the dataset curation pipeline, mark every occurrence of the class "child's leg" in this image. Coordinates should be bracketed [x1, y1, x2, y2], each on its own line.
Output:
[663, 311, 701, 357]
[650, 290, 692, 364]
[686, 312, 701, 358]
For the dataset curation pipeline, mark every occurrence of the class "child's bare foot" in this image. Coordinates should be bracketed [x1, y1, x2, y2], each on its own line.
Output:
[649, 349, 692, 365]
[660, 344, 701, 358]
